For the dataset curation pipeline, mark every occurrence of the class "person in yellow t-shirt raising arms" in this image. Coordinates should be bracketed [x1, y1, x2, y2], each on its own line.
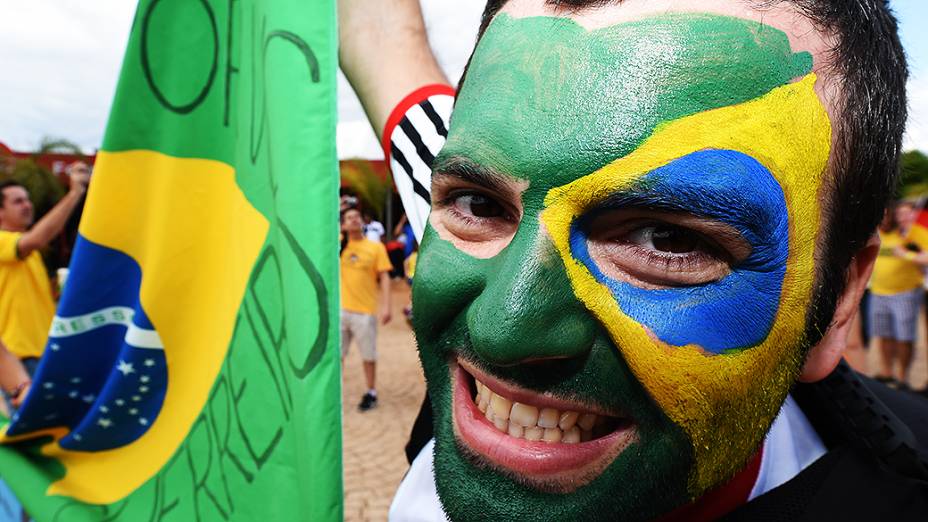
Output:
[340, 206, 393, 412]
[869, 201, 928, 389]
[0, 162, 90, 402]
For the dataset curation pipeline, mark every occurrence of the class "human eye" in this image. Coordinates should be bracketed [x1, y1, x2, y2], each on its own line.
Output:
[433, 189, 517, 242]
[584, 210, 750, 288]
[448, 192, 508, 220]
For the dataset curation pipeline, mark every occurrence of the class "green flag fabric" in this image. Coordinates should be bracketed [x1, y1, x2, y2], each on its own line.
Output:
[0, 1, 342, 520]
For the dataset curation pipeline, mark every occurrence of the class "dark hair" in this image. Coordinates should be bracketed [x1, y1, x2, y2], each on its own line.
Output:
[0, 180, 26, 208]
[340, 205, 361, 223]
[470, 0, 908, 345]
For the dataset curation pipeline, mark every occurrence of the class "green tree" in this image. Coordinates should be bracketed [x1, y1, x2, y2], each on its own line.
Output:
[2, 158, 64, 219]
[37, 136, 84, 156]
[900, 150, 928, 197]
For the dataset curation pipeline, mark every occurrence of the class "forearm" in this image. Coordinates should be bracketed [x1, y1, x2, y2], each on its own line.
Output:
[18, 189, 83, 257]
[0, 344, 29, 395]
[913, 251, 928, 266]
[338, 0, 448, 137]
[380, 273, 392, 312]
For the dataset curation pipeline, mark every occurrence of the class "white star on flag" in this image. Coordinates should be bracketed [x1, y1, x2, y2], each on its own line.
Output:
[139, 418, 149, 426]
[98, 418, 112, 429]
[144, 359, 155, 367]
[117, 360, 135, 376]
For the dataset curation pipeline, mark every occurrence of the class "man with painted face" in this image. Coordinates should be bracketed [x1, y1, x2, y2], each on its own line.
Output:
[339, 0, 928, 520]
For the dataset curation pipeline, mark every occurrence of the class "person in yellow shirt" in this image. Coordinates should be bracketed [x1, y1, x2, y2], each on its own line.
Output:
[0, 162, 89, 397]
[340, 206, 393, 411]
[869, 201, 928, 388]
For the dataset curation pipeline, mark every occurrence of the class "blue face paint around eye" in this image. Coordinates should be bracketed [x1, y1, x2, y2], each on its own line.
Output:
[569, 149, 789, 354]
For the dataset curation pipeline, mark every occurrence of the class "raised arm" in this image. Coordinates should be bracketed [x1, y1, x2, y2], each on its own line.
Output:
[338, 0, 448, 138]
[16, 162, 90, 259]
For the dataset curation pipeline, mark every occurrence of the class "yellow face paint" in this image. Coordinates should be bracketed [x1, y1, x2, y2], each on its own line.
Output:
[542, 74, 831, 494]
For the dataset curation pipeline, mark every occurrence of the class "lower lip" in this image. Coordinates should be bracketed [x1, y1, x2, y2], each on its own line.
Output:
[451, 364, 635, 482]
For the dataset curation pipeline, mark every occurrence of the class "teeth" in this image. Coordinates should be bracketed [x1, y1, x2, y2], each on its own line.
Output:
[563, 426, 581, 444]
[524, 426, 544, 441]
[490, 394, 512, 421]
[578, 413, 597, 431]
[472, 377, 603, 444]
[542, 428, 562, 443]
[478, 392, 490, 413]
[510, 402, 539, 427]
[493, 416, 509, 433]
[538, 408, 559, 429]
[559, 411, 579, 431]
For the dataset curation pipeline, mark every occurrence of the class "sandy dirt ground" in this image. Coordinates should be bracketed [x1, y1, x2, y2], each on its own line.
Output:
[341, 281, 425, 521]
[341, 283, 928, 522]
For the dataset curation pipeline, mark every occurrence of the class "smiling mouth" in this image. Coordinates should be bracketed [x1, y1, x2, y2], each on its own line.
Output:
[473, 370, 622, 442]
[452, 359, 638, 492]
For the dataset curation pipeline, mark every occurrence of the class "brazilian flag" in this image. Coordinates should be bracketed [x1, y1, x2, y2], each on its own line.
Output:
[0, 0, 341, 520]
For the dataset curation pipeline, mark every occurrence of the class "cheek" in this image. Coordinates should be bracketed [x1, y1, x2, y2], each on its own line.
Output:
[428, 210, 513, 260]
[411, 226, 487, 346]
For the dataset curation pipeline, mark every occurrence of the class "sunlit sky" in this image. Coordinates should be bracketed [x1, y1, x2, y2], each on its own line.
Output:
[0, 1, 924, 158]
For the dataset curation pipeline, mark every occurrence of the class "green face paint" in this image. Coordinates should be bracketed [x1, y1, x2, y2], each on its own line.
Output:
[413, 12, 820, 521]
[444, 13, 811, 189]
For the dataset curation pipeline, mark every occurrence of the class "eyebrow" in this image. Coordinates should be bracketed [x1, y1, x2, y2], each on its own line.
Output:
[590, 184, 780, 240]
[431, 156, 515, 195]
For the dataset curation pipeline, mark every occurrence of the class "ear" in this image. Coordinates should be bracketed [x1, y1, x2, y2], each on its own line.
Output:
[799, 233, 880, 383]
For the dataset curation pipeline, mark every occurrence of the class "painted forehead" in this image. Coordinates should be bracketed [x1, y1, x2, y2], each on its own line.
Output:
[441, 13, 813, 185]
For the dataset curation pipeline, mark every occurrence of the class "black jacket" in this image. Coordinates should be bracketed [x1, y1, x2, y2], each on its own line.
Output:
[725, 363, 928, 520]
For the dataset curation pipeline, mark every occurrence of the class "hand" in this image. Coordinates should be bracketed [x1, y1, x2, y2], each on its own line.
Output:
[66, 161, 91, 195]
[380, 309, 392, 325]
[893, 246, 910, 258]
[10, 381, 30, 408]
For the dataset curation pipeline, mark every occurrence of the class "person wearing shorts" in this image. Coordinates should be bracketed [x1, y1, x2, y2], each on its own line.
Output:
[340, 206, 392, 411]
[869, 202, 928, 388]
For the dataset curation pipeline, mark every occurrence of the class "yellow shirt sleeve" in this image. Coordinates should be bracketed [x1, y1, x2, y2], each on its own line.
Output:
[405, 252, 418, 279]
[0, 231, 21, 262]
[909, 225, 928, 252]
[375, 243, 393, 273]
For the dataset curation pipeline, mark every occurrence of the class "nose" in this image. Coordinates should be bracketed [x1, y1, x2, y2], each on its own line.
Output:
[466, 223, 596, 366]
